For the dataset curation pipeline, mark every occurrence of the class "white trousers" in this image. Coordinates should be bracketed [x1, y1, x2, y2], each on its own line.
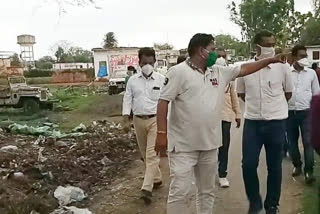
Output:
[167, 149, 218, 214]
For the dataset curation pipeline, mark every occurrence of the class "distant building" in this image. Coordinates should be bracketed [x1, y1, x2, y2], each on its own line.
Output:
[306, 45, 320, 66]
[53, 63, 94, 71]
[92, 47, 180, 78]
[0, 58, 23, 77]
[92, 47, 139, 79]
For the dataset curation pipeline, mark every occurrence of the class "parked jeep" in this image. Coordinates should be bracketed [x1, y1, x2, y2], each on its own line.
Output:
[0, 76, 54, 115]
[108, 70, 127, 95]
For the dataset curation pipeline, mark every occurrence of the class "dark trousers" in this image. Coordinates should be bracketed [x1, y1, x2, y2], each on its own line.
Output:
[218, 121, 232, 178]
[288, 110, 314, 174]
[242, 119, 285, 210]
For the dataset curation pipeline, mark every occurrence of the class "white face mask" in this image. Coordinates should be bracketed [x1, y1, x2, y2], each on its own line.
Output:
[297, 58, 309, 67]
[141, 64, 154, 76]
[216, 57, 227, 66]
[257, 45, 275, 59]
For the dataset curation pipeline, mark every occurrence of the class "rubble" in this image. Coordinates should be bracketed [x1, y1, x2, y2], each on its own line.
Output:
[0, 120, 138, 214]
[50, 207, 92, 214]
[0, 145, 18, 151]
[54, 186, 87, 206]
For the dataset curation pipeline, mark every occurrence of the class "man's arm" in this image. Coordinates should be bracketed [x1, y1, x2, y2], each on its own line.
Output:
[238, 54, 285, 77]
[284, 64, 293, 101]
[311, 71, 320, 95]
[155, 100, 169, 155]
[236, 77, 245, 102]
[230, 83, 242, 128]
[122, 79, 133, 131]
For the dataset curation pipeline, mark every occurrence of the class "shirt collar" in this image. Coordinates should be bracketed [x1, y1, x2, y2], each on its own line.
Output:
[186, 58, 210, 74]
[138, 72, 155, 80]
[292, 68, 308, 72]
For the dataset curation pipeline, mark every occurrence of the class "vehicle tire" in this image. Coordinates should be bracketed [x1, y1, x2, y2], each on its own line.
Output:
[108, 89, 113, 95]
[23, 99, 40, 115]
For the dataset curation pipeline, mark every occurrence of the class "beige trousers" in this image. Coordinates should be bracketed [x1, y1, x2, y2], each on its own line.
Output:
[133, 116, 162, 192]
[167, 150, 218, 214]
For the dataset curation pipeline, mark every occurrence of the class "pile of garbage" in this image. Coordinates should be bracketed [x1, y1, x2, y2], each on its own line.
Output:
[0, 120, 137, 214]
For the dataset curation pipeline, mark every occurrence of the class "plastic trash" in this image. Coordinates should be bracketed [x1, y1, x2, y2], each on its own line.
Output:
[54, 186, 87, 206]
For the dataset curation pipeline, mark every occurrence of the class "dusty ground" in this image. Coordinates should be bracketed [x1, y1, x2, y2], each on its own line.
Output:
[91, 122, 305, 214]
[0, 92, 306, 214]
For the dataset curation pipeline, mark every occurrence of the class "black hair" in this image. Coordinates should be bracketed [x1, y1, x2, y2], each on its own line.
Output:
[292, 44, 307, 57]
[177, 55, 187, 64]
[127, 66, 135, 71]
[188, 33, 215, 57]
[312, 63, 318, 70]
[138, 47, 156, 62]
[254, 30, 275, 45]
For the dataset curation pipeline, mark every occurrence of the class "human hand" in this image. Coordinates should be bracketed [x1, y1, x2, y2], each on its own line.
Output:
[155, 133, 167, 156]
[123, 115, 131, 133]
[236, 118, 241, 128]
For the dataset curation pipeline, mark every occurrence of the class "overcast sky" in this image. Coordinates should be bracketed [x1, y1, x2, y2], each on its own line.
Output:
[0, 0, 313, 59]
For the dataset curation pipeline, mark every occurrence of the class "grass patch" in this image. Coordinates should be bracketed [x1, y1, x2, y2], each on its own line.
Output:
[303, 156, 320, 214]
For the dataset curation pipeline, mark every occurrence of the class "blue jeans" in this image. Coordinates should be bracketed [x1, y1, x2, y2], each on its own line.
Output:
[218, 121, 232, 178]
[242, 119, 285, 210]
[288, 110, 314, 174]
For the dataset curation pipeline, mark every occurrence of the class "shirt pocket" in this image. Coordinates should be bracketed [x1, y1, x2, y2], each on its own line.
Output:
[149, 86, 161, 100]
[270, 81, 283, 96]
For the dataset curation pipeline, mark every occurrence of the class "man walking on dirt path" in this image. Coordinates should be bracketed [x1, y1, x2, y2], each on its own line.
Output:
[288, 45, 319, 185]
[155, 33, 288, 214]
[216, 49, 242, 188]
[122, 47, 165, 204]
[237, 30, 293, 214]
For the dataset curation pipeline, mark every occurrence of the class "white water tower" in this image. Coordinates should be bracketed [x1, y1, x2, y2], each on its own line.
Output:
[17, 34, 36, 67]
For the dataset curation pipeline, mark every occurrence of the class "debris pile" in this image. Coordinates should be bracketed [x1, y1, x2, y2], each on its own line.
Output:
[0, 120, 137, 214]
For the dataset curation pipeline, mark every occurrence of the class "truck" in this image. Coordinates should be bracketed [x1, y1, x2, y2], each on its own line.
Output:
[108, 69, 127, 95]
[0, 76, 55, 115]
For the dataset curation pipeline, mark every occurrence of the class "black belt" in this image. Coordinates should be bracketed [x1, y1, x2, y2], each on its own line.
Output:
[135, 114, 156, 119]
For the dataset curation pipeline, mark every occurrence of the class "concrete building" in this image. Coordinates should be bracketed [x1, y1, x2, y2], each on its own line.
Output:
[92, 47, 140, 79]
[92, 47, 181, 78]
[306, 45, 320, 66]
[53, 62, 94, 71]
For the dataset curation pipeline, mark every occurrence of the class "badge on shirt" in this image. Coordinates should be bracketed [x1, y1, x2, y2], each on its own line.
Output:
[210, 78, 219, 87]
[164, 77, 169, 86]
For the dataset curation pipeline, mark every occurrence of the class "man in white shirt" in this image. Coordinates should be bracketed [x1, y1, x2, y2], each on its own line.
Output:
[122, 47, 165, 204]
[288, 44, 320, 185]
[216, 49, 242, 188]
[237, 30, 293, 214]
[155, 33, 287, 214]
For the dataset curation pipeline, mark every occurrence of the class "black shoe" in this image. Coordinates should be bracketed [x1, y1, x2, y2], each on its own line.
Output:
[305, 173, 316, 185]
[140, 189, 152, 204]
[153, 181, 163, 189]
[292, 167, 302, 177]
[266, 207, 279, 214]
[248, 204, 263, 214]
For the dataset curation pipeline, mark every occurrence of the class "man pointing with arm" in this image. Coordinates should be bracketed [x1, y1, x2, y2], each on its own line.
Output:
[155, 33, 287, 214]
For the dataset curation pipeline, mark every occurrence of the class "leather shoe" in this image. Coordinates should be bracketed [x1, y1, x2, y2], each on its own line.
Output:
[140, 189, 152, 204]
[292, 167, 302, 177]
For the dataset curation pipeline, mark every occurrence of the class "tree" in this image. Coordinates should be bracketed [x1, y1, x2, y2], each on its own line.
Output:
[228, 0, 295, 49]
[54, 45, 92, 63]
[10, 54, 22, 67]
[35, 56, 55, 69]
[103, 32, 118, 49]
[313, 0, 320, 18]
[154, 43, 174, 50]
[215, 34, 249, 57]
[301, 17, 320, 45]
[55, 47, 65, 62]
[286, 11, 313, 45]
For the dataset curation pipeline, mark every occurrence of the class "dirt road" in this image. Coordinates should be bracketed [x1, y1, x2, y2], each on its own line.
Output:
[91, 123, 305, 214]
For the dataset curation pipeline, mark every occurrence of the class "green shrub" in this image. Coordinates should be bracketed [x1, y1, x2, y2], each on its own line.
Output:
[24, 69, 53, 78]
[26, 77, 52, 85]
